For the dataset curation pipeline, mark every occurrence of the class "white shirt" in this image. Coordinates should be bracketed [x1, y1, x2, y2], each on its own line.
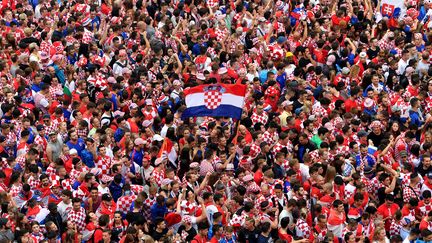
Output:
[98, 185, 110, 195]
[397, 58, 409, 75]
[161, 124, 177, 138]
[57, 201, 72, 222]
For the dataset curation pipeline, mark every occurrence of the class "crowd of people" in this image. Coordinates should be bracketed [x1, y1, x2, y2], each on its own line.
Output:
[2, 0, 432, 242]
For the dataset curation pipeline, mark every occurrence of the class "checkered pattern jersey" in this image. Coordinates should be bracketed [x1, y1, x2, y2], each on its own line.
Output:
[378, 39, 395, 51]
[96, 156, 112, 177]
[180, 200, 199, 216]
[312, 103, 328, 117]
[28, 176, 40, 190]
[199, 160, 214, 177]
[251, 112, 268, 126]
[35, 135, 47, 150]
[335, 145, 350, 157]
[262, 131, 277, 145]
[314, 225, 328, 242]
[272, 142, 292, 157]
[49, 85, 63, 100]
[68, 207, 86, 231]
[215, 28, 228, 43]
[46, 164, 56, 178]
[403, 185, 420, 204]
[419, 202, 432, 217]
[10, 183, 22, 197]
[117, 194, 137, 215]
[44, 121, 59, 136]
[143, 196, 156, 220]
[367, 177, 380, 200]
[249, 143, 261, 159]
[152, 170, 165, 187]
[296, 218, 311, 239]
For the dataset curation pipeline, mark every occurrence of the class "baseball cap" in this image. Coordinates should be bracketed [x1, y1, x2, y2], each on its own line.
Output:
[129, 103, 138, 110]
[69, 149, 78, 155]
[152, 134, 164, 142]
[155, 158, 164, 166]
[134, 138, 146, 146]
[225, 164, 234, 171]
[277, 36, 287, 44]
[190, 162, 199, 169]
[243, 174, 253, 182]
[341, 67, 350, 75]
[391, 105, 402, 112]
[282, 100, 294, 107]
[357, 130, 368, 137]
[145, 99, 153, 106]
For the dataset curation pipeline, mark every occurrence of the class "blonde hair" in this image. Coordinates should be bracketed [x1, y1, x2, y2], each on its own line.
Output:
[324, 166, 337, 183]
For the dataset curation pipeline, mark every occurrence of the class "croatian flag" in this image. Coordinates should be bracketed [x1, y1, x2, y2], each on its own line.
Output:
[158, 138, 177, 166]
[182, 83, 247, 120]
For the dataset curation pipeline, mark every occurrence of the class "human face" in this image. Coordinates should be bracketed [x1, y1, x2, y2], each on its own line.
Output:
[114, 213, 122, 222]
[32, 224, 40, 233]
[73, 202, 81, 211]
[70, 132, 78, 141]
[347, 234, 356, 243]
[337, 204, 344, 213]
[91, 189, 98, 198]
[274, 188, 282, 198]
[424, 157, 431, 167]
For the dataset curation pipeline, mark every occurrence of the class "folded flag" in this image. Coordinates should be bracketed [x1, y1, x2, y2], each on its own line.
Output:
[181, 83, 247, 120]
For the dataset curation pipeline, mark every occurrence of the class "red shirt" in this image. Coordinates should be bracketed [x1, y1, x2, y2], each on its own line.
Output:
[345, 99, 359, 113]
[377, 203, 400, 231]
[191, 234, 208, 243]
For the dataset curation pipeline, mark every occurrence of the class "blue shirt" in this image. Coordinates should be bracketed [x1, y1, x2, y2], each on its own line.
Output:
[409, 110, 424, 127]
[31, 83, 42, 92]
[109, 180, 124, 202]
[150, 203, 168, 222]
[51, 64, 66, 85]
[276, 72, 287, 89]
[66, 138, 86, 156]
[355, 154, 376, 168]
[26, 128, 35, 144]
[130, 149, 143, 167]
[80, 149, 95, 168]
[192, 43, 208, 56]
[62, 108, 71, 122]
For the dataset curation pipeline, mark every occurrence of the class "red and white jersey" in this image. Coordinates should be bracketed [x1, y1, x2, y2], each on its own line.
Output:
[419, 201, 432, 217]
[251, 112, 268, 126]
[296, 218, 311, 239]
[96, 156, 112, 176]
[68, 207, 87, 231]
[272, 142, 293, 156]
[142, 106, 158, 125]
[268, 42, 285, 60]
[262, 131, 277, 145]
[116, 193, 137, 215]
[389, 219, 402, 237]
